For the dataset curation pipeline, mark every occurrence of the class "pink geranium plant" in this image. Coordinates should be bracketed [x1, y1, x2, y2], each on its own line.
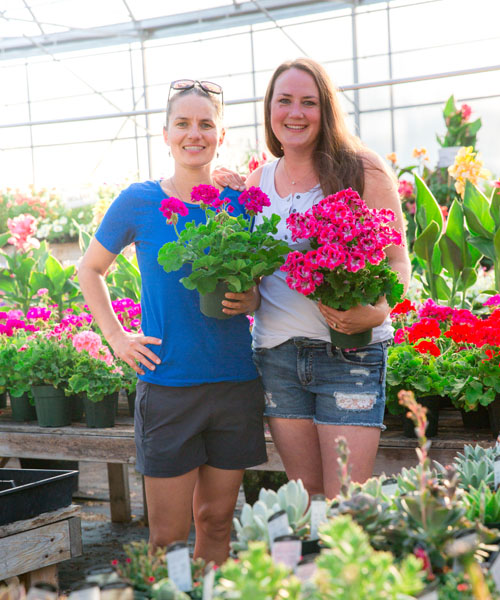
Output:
[281, 188, 404, 311]
[157, 185, 289, 295]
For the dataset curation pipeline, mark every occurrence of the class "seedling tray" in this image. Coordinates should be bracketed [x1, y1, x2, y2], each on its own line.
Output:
[0, 468, 78, 526]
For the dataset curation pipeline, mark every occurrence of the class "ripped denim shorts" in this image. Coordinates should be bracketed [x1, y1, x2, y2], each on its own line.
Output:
[252, 337, 389, 430]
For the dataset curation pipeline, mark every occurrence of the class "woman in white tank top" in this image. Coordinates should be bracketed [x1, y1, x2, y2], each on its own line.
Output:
[215, 58, 411, 499]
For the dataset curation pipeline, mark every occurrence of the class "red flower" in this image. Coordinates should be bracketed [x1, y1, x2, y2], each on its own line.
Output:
[414, 340, 441, 357]
[457, 583, 469, 591]
[391, 299, 417, 316]
[407, 318, 442, 343]
[414, 547, 433, 576]
[461, 104, 472, 121]
[148, 576, 155, 583]
[111, 559, 118, 566]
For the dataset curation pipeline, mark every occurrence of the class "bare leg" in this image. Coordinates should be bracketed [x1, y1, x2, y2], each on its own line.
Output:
[317, 424, 381, 499]
[193, 465, 244, 564]
[267, 417, 324, 496]
[144, 468, 199, 550]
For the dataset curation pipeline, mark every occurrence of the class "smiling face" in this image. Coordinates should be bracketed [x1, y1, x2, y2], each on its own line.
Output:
[164, 92, 225, 168]
[270, 67, 321, 155]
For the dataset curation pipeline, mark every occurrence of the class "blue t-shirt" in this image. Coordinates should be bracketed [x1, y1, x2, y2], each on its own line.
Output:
[95, 180, 257, 386]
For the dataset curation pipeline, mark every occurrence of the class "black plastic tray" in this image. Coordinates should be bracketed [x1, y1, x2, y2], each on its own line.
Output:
[0, 468, 78, 525]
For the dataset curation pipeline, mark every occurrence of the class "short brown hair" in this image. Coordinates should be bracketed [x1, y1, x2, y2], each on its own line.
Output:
[264, 58, 366, 196]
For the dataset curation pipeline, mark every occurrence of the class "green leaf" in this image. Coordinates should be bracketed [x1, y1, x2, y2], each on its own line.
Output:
[45, 254, 66, 292]
[0, 232, 11, 247]
[494, 228, 500, 261]
[467, 235, 495, 260]
[435, 275, 451, 300]
[491, 189, 500, 229]
[225, 276, 242, 292]
[413, 221, 441, 265]
[463, 180, 495, 238]
[443, 95, 456, 118]
[439, 235, 463, 280]
[414, 174, 443, 234]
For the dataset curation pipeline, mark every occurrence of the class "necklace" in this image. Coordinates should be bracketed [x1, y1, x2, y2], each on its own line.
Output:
[281, 157, 316, 187]
[168, 177, 187, 202]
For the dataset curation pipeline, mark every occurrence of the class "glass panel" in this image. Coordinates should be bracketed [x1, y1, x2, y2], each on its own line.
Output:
[0, 149, 33, 188]
[359, 110, 392, 159]
[0, 124, 32, 149]
[0, 65, 28, 104]
[392, 104, 441, 168]
[32, 117, 139, 145]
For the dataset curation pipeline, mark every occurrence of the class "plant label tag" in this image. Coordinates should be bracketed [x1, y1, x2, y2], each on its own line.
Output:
[166, 542, 192, 592]
[381, 477, 398, 498]
[310, 495, 327, 540]
[271, 536, 302, 570]
[490, 553, 500, 590]
[494, 456, 500, 490]
[267, 510, 290, 547]
[417, 590, 438, 600]
[68, 584, 100, 600]
[295, 557, 317, 582]
[202, 566, 215, 600]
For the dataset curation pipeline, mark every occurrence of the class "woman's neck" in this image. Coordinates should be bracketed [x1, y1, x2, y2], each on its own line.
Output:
[282, 148, 315, 172]
[165, 164, 217, 204]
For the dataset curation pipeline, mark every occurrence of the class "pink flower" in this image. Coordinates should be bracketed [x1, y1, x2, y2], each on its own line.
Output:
[7, 214, 40, 253]
[493, 180, 500, 189]
[191, 184, 219, 206]
[238, 187, 271, 215]
[159, 197, 188, 224]
[36, 288, 49, 296]
[461, 104, 472, 121]
[398, 180, 414, 199]
[484, 295, 500, 307]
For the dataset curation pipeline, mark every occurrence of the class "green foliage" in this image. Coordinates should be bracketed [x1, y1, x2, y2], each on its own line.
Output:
[452, 445, 500, 491]
[215, 542, 301, 600]
[436, 95, 482, 149]
[107, 253, 142, 303]
[157, 210, 289, 295]
[312, 515, 425, 600]
[116, 540, 169, 594]
[0, 335, 33, 398]
[463, 481, 500, 525]
[67, 349, 122, 403]
[313, 258, 404, 311]
[15, 333, 75, 389]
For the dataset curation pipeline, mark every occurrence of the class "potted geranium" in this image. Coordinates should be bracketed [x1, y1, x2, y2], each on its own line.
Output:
[0, 334, 37, 421]
[157, 185, 289, 319]
[16, 331, 75, 426]
[280, 188, 404, 348]
[67, 330, 123, 428]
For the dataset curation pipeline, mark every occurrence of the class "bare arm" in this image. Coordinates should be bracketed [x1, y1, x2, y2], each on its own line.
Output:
[318, 151, 411, 334]
[78, 238, 162, 375]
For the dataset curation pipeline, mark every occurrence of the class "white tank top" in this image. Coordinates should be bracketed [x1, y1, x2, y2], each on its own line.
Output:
[252, 160, 393, 349]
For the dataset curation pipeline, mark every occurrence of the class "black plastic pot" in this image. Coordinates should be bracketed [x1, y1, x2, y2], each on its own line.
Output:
[0, 392, 6, 409]
[71, 394, 85, 422]
[32, 385, 72, 427]
[0, 467, 78, 525]
[402, 396, 440, 438]
[199, 282, 232, 320]
[127, 390, 136, 417]
[488, 396, 500, 439]
[10, 393, 37, 422]
[83, 394, 116, 428]
[301, 539, 321, 555]
[461, 405, 490, 430]
[329, 326, 372, 349]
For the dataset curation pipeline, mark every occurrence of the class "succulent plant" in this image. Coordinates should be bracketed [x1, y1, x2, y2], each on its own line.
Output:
[232, 479, 311, 552]
[452, 444, 500, 490]
[463, 480, 500, 525]
[152, 579, 190, 600]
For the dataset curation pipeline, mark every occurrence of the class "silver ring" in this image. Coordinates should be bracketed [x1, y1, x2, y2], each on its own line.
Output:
[332, 322, 337, 329]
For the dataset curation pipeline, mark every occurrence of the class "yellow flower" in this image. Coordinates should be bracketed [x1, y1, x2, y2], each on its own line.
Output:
[448, 146, 491, 197]
[386, 152, 398, 165]
[412, 147, 429, 161]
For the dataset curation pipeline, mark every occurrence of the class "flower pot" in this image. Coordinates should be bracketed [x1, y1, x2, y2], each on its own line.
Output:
[437, 146, 461, 168]
[32, 385, 72, 427]
[71, 394, 85, 422]
[199, 281, 232, 320]
[402, 396, 440, 438]
[488, 395, 500, 439]
[301, 539, 321, 555]
[461, 405, 490, 430]
[329, 327, 372, 349]
[0, 393, 6, 409]
[10, 393, 37, 422]
[83, 394, 116, 428]
[127, 390, 136, 417]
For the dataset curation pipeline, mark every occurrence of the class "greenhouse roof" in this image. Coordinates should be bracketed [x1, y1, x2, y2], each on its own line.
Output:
[0, 0, 387, 59]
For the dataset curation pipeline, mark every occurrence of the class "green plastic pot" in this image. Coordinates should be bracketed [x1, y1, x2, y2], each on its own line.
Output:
[329, 326, 372, 349]
[83, 394, 116, 428]
[199, 281, 232, 319]
[32, 385, 72, 427]
[71, 394, 85, 422]
[10, 393, 37, 422]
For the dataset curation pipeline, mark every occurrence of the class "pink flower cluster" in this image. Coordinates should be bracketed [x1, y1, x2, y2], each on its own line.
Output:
[398, 180, 414, 199]
[72, 330, 114, 366]
[248, 152, 268, 173]
[26, 307, 52, 321]
[417, 298, 454, 321]
[159, 197, 189, 224]
[111, 298, 141, 332]
[280, 188, 402, 296]
[191, 184, 220, 206]
[461, 104, 472, 121]
[7, 214, 40, 253]
[238, 187, 271, 216]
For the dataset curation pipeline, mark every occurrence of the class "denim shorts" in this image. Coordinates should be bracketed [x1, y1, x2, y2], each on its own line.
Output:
[252, 338, 389, 429]
[134, 378, 268, 477]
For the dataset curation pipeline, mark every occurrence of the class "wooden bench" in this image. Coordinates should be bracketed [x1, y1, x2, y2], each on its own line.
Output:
[0, 408, 494, 523]
[0, 505, 82, 587]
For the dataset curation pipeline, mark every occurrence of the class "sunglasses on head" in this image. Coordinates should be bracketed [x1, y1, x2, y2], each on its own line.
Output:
[168, 79, 223, 104]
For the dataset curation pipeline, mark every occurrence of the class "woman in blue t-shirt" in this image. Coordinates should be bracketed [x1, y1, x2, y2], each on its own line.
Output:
[78, 80, 267, 564]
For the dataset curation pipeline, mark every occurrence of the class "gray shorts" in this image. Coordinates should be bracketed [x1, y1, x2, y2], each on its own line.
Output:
[134, 378, 268, 477]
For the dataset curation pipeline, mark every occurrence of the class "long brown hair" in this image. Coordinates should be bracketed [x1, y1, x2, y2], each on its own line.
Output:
[264, 58, 366, 196]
